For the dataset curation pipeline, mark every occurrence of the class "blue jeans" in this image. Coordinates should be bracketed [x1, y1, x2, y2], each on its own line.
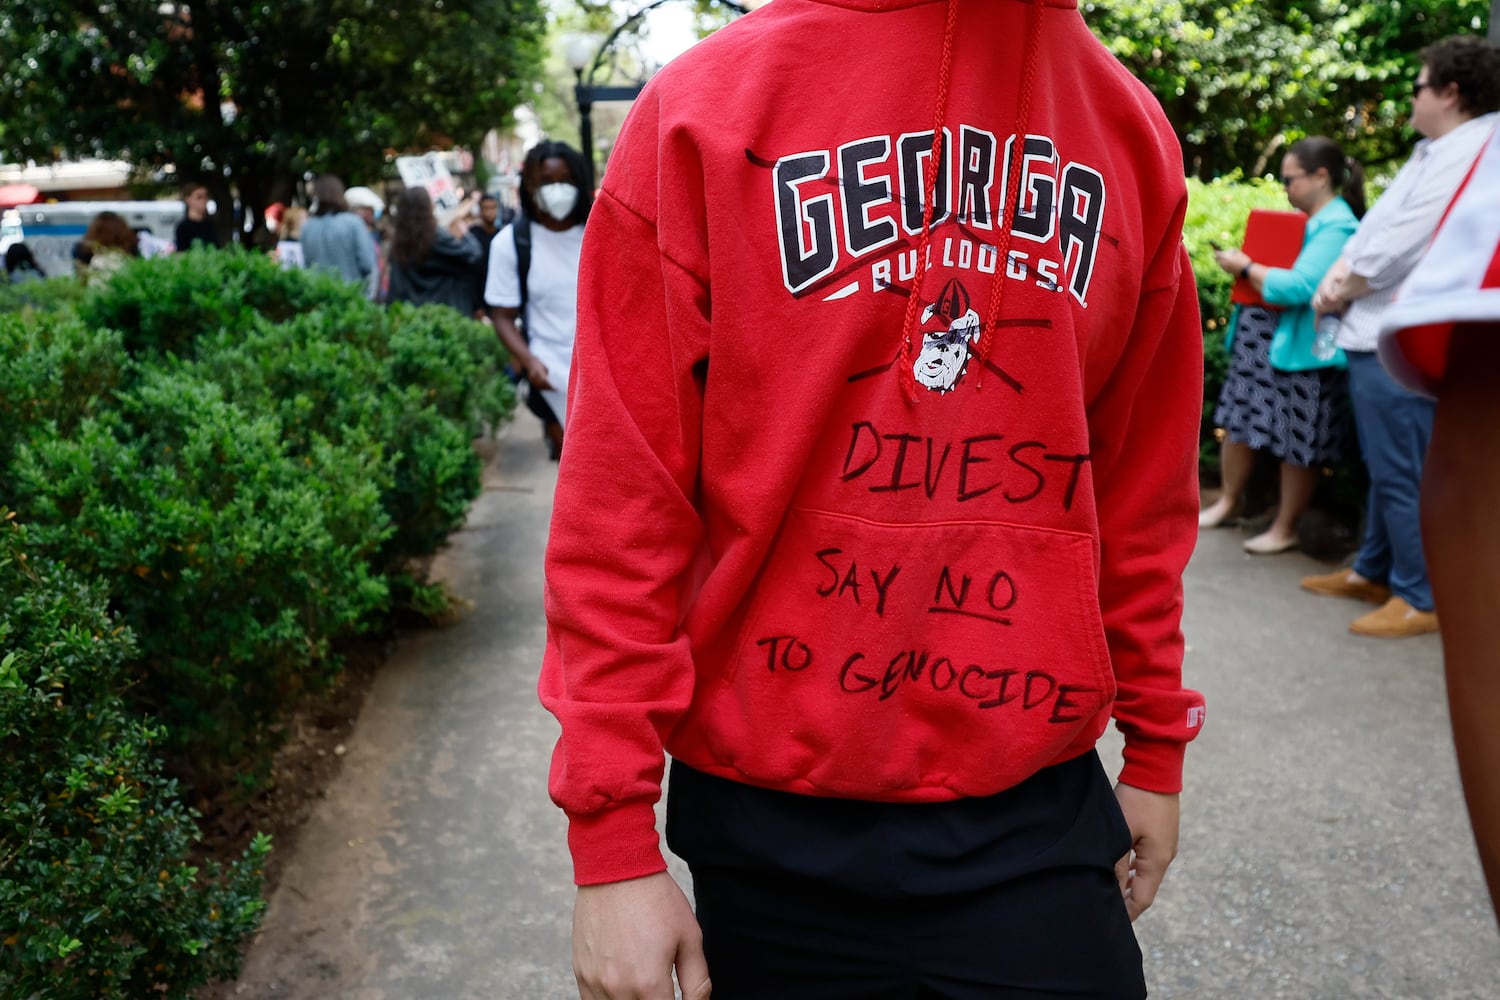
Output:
[1346, 351, 1435, 611]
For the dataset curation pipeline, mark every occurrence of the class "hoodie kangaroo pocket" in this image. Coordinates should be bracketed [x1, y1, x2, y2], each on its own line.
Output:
[705, 506, 1115, 797]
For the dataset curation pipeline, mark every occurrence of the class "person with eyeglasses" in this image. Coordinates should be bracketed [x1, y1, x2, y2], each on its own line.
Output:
[1203, 136, 1365, 555]
[1303, 35, 1500, 639]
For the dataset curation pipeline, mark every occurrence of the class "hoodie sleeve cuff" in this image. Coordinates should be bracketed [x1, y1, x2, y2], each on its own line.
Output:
[1118, 736, 1187, 795]
[566, 801, 669, 887]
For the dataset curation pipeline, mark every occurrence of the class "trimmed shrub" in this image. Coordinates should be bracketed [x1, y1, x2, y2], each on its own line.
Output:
[3, 251, 515, 763]
[0, 309, 127, 474]
[8, 369, 392, 761]
[83, 252, 514, 572]
[0, 248, 518, 993]
[0, 511, 269, 999]
[188, 304, 506, 572]
[385, 301, 517, 437]
[75, 248, 363, 358]
[0, 275, 89, 316]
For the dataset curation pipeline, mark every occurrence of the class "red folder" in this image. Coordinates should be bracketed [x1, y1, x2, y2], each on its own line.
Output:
[1232, 209, 1306, 306]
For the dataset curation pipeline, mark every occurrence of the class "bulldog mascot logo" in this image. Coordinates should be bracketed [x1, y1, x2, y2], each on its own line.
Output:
[914, 278, 981, 395]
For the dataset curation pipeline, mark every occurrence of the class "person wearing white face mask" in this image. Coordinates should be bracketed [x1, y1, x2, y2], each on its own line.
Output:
[484, 140, 592, 460]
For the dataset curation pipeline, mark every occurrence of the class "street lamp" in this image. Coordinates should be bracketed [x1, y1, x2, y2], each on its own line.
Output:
[563, 0, 749, 190]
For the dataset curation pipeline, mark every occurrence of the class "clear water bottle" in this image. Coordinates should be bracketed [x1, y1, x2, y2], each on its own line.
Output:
[1313, 314, 1341, 361]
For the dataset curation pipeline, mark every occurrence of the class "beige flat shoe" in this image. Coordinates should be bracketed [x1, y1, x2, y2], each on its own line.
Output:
[1199, 504, 1237, 529]
[1243, 532, 1297, 555]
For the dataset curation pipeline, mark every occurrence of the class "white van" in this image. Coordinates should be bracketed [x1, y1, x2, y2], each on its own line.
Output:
[6, 201, 185, 278]
[0, 209, 22, 256]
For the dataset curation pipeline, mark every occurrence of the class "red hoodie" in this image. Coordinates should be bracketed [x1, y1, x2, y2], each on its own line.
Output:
[541, 0, 1205, 887]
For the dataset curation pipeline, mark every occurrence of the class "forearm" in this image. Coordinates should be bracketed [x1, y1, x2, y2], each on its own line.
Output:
[1421, 324, 1500, 921]
[1335, 270, 1373, 304]
[541, 188, 711, 886]
[1312, 257, 1351, 316]
[1262, 223, 1354, 308]
[490, 312, 534, 368]
[1097, 256, 1206, 791]
[1213, 249, 1265, 294]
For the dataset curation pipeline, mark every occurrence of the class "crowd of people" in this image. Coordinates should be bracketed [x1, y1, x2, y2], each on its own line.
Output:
[3, 156, 590, 459]
[261, 146, 592, 462]
[1202, 34, 1500, 643]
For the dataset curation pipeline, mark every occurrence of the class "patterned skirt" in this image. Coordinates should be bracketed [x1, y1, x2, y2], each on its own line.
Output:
[1213, 305, 1353, 468]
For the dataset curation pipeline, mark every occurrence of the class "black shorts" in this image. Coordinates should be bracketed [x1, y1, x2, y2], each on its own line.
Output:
[667, 754, 1145, 999]
[524, 379, 559, 427]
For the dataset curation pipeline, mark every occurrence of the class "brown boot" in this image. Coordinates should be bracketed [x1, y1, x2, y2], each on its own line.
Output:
[1300, 569, 1391, 605]
[1349, 596, 1439, 638]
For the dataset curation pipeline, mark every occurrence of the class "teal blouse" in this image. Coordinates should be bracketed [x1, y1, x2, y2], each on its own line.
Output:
[1226, 197, 1359, 371]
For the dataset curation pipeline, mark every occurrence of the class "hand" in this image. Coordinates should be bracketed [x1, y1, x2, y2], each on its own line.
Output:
[1311, 272, 1342, 315]
[1113, 783, 1180, 922]
[573, 872, 711, 1000]
[1312, 260, 1349, 316]
[525, 357, 555, 392]
[1211, 249, 1247, 276]
[1311, 285, 1345, 318]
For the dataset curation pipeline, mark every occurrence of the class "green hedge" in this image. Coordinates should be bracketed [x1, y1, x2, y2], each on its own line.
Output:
[0, 309, 126, 473]
[2, 249, 514, 765]
[1182, 174, 1290, 474]
[9, 369, 392, 759]
[0, 512, 269, 998]
[0, 249, 514, 994]
[0, 275, 88, 316]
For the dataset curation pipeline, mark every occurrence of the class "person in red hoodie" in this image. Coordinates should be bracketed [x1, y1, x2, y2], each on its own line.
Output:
[540, 1, 1206, 996]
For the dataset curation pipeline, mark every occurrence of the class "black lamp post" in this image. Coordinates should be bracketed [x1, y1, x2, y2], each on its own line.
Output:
[564, 0, 748, 190]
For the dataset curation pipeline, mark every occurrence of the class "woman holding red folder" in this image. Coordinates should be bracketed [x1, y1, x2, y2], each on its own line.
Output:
[1201, 136, 1365, 554]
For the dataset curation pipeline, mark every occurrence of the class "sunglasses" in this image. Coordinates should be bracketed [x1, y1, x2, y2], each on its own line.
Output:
[1413, 80, 1432, 97]
[1281, 172, 1307, 187]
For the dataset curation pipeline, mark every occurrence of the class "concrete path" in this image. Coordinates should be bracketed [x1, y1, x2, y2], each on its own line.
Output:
[225, 424, 1499, 999]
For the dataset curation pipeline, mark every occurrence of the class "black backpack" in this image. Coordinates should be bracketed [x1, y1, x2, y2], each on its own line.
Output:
[513, 212, 532, 338]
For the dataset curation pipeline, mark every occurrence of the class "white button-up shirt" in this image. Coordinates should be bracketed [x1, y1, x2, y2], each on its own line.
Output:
[1337, 112, 1499, 353]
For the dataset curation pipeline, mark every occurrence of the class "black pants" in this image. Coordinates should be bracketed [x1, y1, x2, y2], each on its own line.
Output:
[523, 378, 559, 427]
[691, 862, 1144, 999]
[670, 756, 1145, 999]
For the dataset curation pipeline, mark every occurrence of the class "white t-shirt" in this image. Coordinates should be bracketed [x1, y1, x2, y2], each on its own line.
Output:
[484, 221, 585, 426]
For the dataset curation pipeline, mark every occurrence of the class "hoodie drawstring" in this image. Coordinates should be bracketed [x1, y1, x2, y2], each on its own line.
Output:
[898, 0, 1050, 401]
[897, 0, 962, 401]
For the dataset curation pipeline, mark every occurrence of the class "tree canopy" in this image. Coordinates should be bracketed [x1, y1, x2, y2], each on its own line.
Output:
[1, 0, 1492, 219]
[0, 0, 547, 236]
[1082, 0, 1494, 179]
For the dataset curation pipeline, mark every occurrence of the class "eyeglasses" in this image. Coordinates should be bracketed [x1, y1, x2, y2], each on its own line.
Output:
[1413, 80, 1431, 97]
[1281, 172, 1308, 187]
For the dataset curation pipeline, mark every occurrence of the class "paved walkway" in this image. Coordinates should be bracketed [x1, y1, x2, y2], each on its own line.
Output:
[225, 424, 1499, 999]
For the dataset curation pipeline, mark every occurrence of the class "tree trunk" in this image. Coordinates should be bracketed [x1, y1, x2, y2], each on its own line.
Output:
[207, 178, 238, 246]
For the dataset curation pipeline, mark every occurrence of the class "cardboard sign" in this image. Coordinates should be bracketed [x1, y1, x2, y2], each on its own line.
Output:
[395, 154, 460, 215]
